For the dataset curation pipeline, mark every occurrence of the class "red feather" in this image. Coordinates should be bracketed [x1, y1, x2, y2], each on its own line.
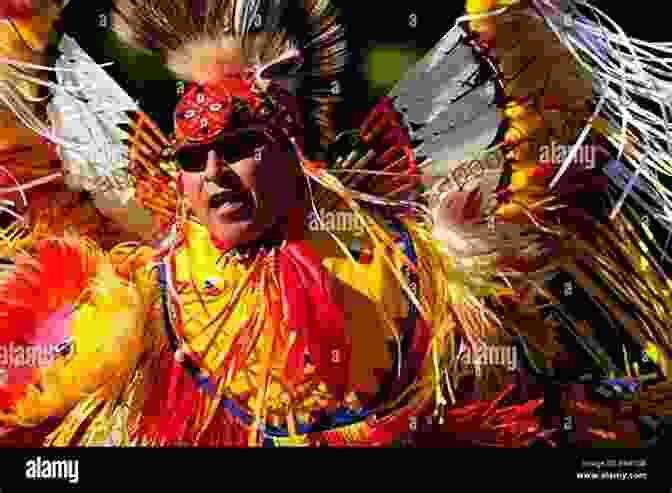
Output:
[0, 238, 94, 344]
[0, 238, 96, 409]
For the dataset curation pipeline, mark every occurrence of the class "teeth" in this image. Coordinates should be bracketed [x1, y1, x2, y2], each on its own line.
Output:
[206, 181, 229, 196]
[212, 198, 245, 209]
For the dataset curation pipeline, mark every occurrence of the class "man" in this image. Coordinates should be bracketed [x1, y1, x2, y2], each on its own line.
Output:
[0, 0, 471, 447]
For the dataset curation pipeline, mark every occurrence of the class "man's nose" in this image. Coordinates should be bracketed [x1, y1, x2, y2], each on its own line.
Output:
[205, 150, 220, 178]
[205, 150, 233, 180]
[205, 150, 242, 188]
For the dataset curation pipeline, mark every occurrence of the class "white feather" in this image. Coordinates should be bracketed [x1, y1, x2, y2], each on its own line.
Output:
[389, 25, 501, 174]
[46, 35, 139, 202]
[386, 25, 510, 258]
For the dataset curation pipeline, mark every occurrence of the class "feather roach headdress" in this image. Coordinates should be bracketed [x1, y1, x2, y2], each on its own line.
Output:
[110, 0, 349, 154]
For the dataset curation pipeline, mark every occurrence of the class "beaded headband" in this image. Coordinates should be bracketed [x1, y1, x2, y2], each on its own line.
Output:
[170, 79, 304, 171]
[173, 50, 305, 150]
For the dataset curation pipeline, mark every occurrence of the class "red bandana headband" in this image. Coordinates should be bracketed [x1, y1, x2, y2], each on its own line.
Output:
[173, 72, 304, 149]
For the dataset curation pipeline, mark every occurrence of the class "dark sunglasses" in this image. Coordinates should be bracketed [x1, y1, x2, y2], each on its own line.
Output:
[175, 131, 267, 171]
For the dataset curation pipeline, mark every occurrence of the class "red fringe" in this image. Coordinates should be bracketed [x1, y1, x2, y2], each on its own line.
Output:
[362, 403, 430, 446]
[194, 407, 248, 447]
[132, 346, 252, 446]
[435, 384, 547, 447]
[278, 240, 351, 399]
[130, 347, 171, 443]
[163, 364, 202, 445]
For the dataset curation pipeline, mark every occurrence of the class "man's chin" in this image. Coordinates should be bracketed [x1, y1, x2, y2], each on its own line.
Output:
[207, 217, 259, 250]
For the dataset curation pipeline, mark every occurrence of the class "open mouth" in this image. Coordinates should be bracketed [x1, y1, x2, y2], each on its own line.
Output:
[207, 187, 255, 219]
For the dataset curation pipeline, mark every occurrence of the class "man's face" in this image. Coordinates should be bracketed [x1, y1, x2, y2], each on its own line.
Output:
[180, 135, 304, 250]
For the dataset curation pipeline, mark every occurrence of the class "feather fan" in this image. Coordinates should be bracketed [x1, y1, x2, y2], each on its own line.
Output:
[0, 236, 97, 408]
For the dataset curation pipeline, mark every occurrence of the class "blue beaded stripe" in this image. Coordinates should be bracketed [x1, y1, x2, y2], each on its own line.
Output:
[159, 262, 255, 426]
[157, 218, 420, 443]
[158, 264, 179, 352]
[382, 219, 422, 391]
[385, 219, 419, 316]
